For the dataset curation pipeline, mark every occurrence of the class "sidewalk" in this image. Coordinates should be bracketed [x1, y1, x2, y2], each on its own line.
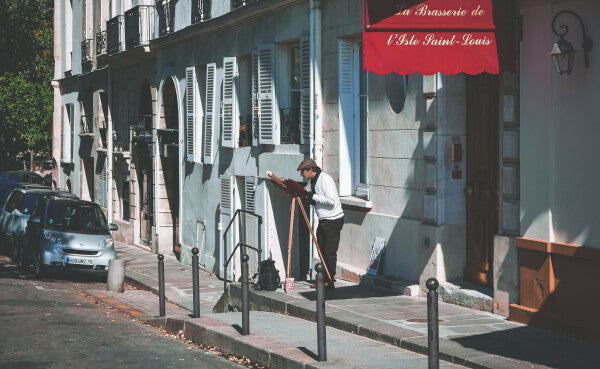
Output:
[114, 242, 600, 369]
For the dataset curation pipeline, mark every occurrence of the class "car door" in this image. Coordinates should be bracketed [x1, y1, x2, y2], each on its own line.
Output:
[1, 191, 21, 239]
[24, 198, 46, 255]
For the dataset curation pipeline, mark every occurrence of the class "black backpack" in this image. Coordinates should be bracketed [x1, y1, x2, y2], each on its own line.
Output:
[257, 259, 281, 291]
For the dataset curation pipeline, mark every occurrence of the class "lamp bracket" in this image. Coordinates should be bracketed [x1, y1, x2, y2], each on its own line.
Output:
[552, 10, 593, 67]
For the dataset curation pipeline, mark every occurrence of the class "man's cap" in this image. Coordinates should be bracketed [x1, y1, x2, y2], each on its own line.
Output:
[297, 158, 317, 171]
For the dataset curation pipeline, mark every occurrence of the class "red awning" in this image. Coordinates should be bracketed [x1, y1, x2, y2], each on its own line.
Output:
[363, 0, 515, 75]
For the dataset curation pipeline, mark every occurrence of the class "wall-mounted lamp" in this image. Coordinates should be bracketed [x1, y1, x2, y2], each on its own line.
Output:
[550, 10, 593, 76]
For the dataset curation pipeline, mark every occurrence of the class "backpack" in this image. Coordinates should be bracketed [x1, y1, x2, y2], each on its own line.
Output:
[257, 259, 281, 291]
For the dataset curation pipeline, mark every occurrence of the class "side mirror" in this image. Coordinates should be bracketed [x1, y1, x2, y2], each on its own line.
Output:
[109, 223, 118, 231]
[30, 217, 41, 224]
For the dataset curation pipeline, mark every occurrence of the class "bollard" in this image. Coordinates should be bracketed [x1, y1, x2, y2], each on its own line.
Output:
[192, 247, 200, 318]
[158, 254, 165, 317]
[241, 253, 249, 335]
[426, 278, 439, 369]
[106, 259, 125, 293]
[315, 263, 327, 362]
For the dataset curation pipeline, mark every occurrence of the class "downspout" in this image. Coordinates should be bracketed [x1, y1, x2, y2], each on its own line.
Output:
[107, 69, 113, 222]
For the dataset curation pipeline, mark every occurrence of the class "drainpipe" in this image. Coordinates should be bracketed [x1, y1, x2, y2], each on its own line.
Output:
[107, 69, 113, 222]
[309, 0, 323, 279]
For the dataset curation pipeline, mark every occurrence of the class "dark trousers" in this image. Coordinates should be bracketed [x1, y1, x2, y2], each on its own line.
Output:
[316, 217, 344, 280]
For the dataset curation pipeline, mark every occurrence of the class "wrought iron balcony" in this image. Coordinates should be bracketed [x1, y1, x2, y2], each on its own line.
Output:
[130, 115, 153, 141]
[125, 5, 155, 49]
[192, 0, 211, 23]
[113, 130, 131, 153]
[232, 0, 259, 10]
[157, 128, 178, 146]
[79, 115, 94, 136]
[107, 15, 125, 54]
[280, 107, 300, 144]
[157, 0, 175, 36]
[238, 115, 252, 147]
[81, 39, 94, 65]
[96, 30, 107, 56]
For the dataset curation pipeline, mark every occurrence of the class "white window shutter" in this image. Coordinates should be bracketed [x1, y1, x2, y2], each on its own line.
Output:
[221, 57, 239, 148]
[244, 177, 256, 213]
[185, 67, 197, 162]
[251, 51, 259, 146]
[300, 37, 310, 145]
[220, 176, 233, 216]
[69, 104, 74, 162]
[203, 63, 217, 164]
[338, 39, 356, 197]
[257, 44, 279, 145]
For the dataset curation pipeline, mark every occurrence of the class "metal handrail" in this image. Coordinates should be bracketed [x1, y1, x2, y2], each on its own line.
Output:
[222, 209, 263, 291]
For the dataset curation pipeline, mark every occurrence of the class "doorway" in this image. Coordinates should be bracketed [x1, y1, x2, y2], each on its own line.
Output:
[465, 74, 499, 287]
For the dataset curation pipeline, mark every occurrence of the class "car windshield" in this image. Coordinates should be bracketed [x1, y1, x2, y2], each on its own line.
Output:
[20, 194, 41, 214]
[45, 201, 108, 234]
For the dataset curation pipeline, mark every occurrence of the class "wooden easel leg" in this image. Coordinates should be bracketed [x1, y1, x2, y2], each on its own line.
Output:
[296, 198, 333, 282]
[285, 197, 296, 292]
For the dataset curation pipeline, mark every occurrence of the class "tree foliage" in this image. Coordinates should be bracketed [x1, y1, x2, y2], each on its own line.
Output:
[0, 0, 53, 167]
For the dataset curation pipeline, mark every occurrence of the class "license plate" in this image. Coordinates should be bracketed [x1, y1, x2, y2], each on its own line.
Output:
[66, 257, 93, 265]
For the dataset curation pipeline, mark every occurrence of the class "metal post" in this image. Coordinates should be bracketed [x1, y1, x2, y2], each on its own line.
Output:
[192, 247, 200, 318]
[241, 253, 249, 335]
[426, 278, 439, 369]
[315, 263, 327, 362]
[158, 254, 165, 317]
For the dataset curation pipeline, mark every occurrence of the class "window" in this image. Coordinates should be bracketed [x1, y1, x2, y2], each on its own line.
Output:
[237, 55, 253, 147]
[221, 57, 239, 148]
[338, 39, 369, 198]
[61, 104, 74, 163]
[122, 177, 130, 221]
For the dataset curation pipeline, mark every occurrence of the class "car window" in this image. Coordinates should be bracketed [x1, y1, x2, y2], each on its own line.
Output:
[3, 191, 23, 213]
[20, 194, 41, 214]
[31, 198, 46, 219]
[45, 201, 108, 234]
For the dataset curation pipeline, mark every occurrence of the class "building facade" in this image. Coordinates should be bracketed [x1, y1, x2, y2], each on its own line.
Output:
[53, 0, 599, 338]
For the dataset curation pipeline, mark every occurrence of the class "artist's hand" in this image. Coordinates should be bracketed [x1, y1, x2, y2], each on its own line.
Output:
[307, 191, 316, 205]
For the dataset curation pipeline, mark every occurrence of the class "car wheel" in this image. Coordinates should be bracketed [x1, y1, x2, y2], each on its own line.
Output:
[33, 248, 44, 278]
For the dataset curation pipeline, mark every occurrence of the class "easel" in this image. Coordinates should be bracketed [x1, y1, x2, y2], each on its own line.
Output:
[267, 171, 332, 292]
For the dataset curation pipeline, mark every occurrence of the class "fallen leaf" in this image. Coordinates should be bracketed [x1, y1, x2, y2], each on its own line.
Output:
[98, 327, 104, 329]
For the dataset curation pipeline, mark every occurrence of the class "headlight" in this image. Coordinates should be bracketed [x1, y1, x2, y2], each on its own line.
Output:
[43, 230, 59, 243]
[103, 237, 114, 248]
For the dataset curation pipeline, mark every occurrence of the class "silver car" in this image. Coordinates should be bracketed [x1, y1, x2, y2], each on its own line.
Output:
[23, 198, 118, 276]
[0, 186, 76, 262]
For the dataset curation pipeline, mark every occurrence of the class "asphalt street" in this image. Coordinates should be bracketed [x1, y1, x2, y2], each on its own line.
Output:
[0, 255, 246, 369]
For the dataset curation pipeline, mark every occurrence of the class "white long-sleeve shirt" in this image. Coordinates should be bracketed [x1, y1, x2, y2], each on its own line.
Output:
[305, 171, 344, 220]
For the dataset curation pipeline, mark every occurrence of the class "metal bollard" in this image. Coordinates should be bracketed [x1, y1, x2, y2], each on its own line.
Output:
[426, 278, 439, 369]
[241, 253, 249, 335]
[158, 254, 165, 317]
[315, 263, 327, 362]
[192, 247, 200, 318]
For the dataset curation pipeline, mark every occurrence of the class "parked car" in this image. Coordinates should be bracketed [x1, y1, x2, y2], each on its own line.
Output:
[0, 182, 20, 209]
[22, 198, 118, 276]
[0, 170, 47, 185]
[0, 185, 77, 260]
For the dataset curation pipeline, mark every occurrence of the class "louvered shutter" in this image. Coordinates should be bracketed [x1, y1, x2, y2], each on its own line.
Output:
[257, 44, 278, 145]
[185, 67, 197, 162]
[220, 175, 235, 280]
[221, 57, 238, 148]
[203, 63, 217, 164]
[251, 51, 259, 146]
[300, 37, 310, 144]
[69, 104, 74, 162]
[97, 154, 107, 207]
[338, 39, 356, 197]
[244, 177, 256, 213]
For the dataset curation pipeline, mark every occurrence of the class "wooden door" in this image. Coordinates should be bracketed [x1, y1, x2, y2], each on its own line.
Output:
[465, 74, 499, 286]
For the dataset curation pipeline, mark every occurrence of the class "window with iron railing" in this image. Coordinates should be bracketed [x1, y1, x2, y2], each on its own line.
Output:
[157, 0, 175, 36]
[130, 115, 153, 140]
[157, 128, 178, 146]
[96, 30, 107, 56]
[81, 39, 94, 64]
[107, 15, 124, 54]
[113, 130, 131, 153]
[125, 5, 155, 49]
[192, 0, 211, 23]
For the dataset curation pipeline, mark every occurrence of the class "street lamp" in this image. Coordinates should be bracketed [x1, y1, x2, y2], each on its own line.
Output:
[549, 10, 593, 76]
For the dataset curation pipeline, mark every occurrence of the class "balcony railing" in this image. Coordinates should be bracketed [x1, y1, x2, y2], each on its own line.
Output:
[81, 39, 94, 64]
[125, 5, 155, 49]
[157, 0, 175, 36]
[232, 0, 258, 9]
[131, 115, 153, 141]
[79, 115, 94, 136]
[96, 30, 107, 56]
[280, 107, 300, 144]
[107, 15, 125, 54]
[238, 115, 252, 147]
[157, 128, 178, 157]
[113, 130, 131, 153]
[192, 0, 211, 23]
